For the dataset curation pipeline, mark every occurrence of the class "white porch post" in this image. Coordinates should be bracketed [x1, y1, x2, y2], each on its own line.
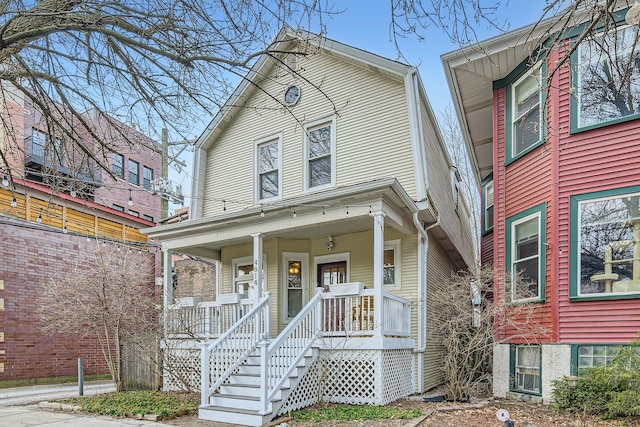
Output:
[162, 248, 173, 308]
[251, 232, 263, 302]
[372, 210, 386, 338]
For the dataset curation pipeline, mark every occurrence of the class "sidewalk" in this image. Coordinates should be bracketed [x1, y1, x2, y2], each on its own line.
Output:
[0, 381, 163, 426]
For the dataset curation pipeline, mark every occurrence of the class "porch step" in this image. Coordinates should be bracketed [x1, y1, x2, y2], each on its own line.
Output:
[201, 349, 317, 424]
[199, 404, 272, 427]
[208, 392, 277, 412]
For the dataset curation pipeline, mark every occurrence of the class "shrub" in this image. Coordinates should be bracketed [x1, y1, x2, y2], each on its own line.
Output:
[552, 344, 640, 419]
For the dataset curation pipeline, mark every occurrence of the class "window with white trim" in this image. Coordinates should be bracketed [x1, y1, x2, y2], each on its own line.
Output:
[508, 209, 543, 301]
[112, 153, 124, 179]
[511, 67, 542, 157]
[256, 136, 281, 201]
[283, 253, 308, 320]
[143, 166, 153, 191]
[383, 240, 401, 289]
[514, 345, 541, 394]
[232, 256, 266, 299]
[484, 181, 494, 232]
[128, 159, 139, 185]
[305, 118, 335, 190]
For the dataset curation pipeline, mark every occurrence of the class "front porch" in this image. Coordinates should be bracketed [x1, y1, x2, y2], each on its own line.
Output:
[163, 285, 414, 426]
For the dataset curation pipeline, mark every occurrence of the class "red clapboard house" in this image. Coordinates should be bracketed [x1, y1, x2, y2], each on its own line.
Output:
[443, 4, 640, 402]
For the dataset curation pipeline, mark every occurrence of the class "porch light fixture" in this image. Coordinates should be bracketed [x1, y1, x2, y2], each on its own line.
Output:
[327, 235, 335, 251]
[63, 221, 68, 234]
[2, 174, 8, 187]
[11, 196, 17, 208]
[566, 375, 579, 390]
[36, 208, 42, 223]
[626, 1, 640, 26]
[128, 189, 133, 206]
[260, 205, 265, 218]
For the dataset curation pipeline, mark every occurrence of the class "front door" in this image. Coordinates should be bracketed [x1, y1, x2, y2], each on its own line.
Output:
[318, 261, 347, 332]
[317, 261, 347, 291]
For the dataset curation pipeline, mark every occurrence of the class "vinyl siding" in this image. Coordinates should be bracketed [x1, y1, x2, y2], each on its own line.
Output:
[492, 40, 640, 345]
[201, 46, 416, 218]
[552, 43, 640, 343]
[494, 86, 554, 343]
[423, 233, 456, 390]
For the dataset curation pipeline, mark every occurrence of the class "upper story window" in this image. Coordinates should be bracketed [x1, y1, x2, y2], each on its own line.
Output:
[112, 153, 124, 179]
[483, 181, 494, 233]
[256, 136, 281, 201]
[143, 214, 154, 222]
[506, 204, 546, 302]
[128, 159, 139, 185]
[143, 166, 153, 191]
[305, 117, 336, 190]
[112, 204, 125, 212]
[575, 24, 640, 130]
[571, 188, 640, 299]
[510, 67, 543, 159]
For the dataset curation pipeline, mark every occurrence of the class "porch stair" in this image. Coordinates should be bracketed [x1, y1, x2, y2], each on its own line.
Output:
[199, 345, 318, 426]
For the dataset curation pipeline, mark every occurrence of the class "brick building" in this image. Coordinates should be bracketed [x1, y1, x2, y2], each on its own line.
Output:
[0, 86, 162, 383]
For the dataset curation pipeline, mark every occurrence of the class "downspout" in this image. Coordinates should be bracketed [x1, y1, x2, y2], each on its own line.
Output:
[408, 68, 437, 393]
[413, 204, 439, 393]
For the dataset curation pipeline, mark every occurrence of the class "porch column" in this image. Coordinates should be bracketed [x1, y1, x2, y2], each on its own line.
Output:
[251, 232, 263, 301]
[372, 210, 386, 338]
[162, 248, 173, 308]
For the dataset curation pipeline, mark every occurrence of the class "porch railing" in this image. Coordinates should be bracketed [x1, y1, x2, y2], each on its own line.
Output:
[259, 289, 323, 414]
[165, 301, 253, 338]
[321, 289, 411, 337]
[200, 294, 270, 407]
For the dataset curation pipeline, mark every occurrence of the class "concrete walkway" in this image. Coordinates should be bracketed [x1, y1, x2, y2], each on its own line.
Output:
[0, 381, 163, 426]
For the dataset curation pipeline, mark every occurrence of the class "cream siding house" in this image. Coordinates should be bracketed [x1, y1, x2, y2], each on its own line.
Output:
[144, 28, 474, 426]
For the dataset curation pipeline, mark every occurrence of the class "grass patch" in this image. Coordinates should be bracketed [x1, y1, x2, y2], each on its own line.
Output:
[292, 405, 423, 422]
[57, 390, 199, 418]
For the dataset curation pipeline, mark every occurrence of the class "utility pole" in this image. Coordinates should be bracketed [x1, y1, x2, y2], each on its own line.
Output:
[161, 127, 169, 220]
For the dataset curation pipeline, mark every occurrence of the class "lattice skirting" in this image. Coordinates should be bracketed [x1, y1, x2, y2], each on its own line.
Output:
[278, 348, 414, 415]
[162, 345, 201, 392]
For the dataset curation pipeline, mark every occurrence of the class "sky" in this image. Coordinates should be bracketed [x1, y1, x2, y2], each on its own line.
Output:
[168, 1, 551, 214]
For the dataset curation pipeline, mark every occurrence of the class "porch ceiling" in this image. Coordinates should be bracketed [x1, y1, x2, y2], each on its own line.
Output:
[144, 179, 428, 259]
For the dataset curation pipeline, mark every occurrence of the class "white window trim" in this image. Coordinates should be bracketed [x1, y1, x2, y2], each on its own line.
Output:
[313, 252, 350, 288]
[384, 240, 401, 290]
[511, 66, 542, 157]
[510, 211, 542, 302]
[232, 254, 267, 299]
[255, 133, 282, 203]
[303, 116, 337, 192]
[484, 181, 494, 232]
[282, 252, 309, 322]
[515, 345, 541, 394]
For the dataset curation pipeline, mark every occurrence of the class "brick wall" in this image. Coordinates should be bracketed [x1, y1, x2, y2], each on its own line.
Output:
[174, 259, 217, 302]
[0, 215, 158, 381]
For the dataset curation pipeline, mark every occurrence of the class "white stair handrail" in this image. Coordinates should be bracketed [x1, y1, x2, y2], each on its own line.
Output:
[201, 293, 270, 407]
[259, 289, 323, 414]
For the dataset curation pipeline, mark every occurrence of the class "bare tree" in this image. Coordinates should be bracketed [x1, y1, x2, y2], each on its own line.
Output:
[430, 266, 550, 401]
[37, 243, 158, 392]
[0, 0, 337, 187]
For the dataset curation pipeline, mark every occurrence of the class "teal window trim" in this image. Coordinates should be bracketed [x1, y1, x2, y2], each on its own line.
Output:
[482, 179, 494, 235]
[569, 13, 640, 133]
[505, 62, 547, 165]
[569, 185, 640, 301]
[506, 203, 547, 303]
[570, 343, 637, 375]
[510, 344, 542, 396]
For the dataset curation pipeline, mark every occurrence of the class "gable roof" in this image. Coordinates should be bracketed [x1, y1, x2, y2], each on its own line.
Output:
[195, 26, 413, 151]
[441, 2, 634, 183]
